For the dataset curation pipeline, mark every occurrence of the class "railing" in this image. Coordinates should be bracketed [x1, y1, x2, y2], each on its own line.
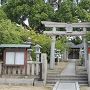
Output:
[0, 61, 41, 76]
[2, 65, 25, 75]
[27, 61, 41, 76]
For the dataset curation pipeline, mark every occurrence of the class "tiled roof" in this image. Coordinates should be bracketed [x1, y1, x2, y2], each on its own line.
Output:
[0, 44, 31, 48]
[67, 42, 84, 48]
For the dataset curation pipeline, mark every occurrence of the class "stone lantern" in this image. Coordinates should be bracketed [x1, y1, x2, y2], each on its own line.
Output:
[34, 44, 42, 75]
[34, 44, 42, 62]
[54, 49, 60, 65]
[27, 49, 33, 61]
[24, 37, 32, 61]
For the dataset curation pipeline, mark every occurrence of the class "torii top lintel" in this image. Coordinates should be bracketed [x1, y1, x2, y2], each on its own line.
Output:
[41, 21, 90, 36]
[41, 21, 90, 28]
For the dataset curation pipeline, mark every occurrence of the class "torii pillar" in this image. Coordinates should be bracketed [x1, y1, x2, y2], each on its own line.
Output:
[50, 27, 56, 69]
[83, 27, 88, 68]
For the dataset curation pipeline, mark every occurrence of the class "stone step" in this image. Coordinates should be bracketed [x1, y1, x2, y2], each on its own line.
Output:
[48, 72, 61, 74]
[48, 70, 87, 73]
[46, 80, 88, 85]
[47, 72, 61, 74]
[46, 74, 88, 86]
[47, 77, 88, 81]
[46, 83, 88, 87]
[76, 72, 87, 75]
[47, 64, 88, 86]
[47, 75, 88, 78]
[47, 79, 88, 82]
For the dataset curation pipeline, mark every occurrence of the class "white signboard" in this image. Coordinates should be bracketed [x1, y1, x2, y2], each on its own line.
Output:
[5, 51, 25, 65]
[15, 52, 24, 65]
[6, 52, 14, 64]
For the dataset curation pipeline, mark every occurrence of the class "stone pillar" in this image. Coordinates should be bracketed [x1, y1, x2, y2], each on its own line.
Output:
[0, 63, 2, 75]
[27, 63, 30, 75]
[41, 53, 47, 85]
[31, 63, 35, 75]
[83, 27, 87, 68]
[63, 49, 67, 61]
[50, 27, 56, 69]
[88, 48, 90, 86]
[66, 51, 69, 61]
[79, 48, 82, 58]
[36, 54, 39, 75]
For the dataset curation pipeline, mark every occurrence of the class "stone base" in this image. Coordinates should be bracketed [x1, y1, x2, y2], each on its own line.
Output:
[88, 82, 90, 87]
[0, 78, 34, 85]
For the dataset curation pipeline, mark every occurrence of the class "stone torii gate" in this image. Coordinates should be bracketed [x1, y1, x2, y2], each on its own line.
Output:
[41, 21, 90, 69]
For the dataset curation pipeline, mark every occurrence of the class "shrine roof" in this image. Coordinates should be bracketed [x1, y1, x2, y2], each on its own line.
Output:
[67, 42, 84, 48]
[0, 44, 31, 48]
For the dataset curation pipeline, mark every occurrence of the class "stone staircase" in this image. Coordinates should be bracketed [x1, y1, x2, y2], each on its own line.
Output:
[46, 69, 88, 86]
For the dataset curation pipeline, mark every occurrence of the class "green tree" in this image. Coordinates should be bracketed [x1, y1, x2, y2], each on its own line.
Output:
[52, 0, 90, 22]
[0, 18, 51, 58]
[2, 0, 54, 29]
[78, 0, 90, 22]
[56, 36, 68, 53]
[71, 36, 82, 45]
[53, 0, 78, 22]
[0, 8, 7, 20]
[86, 31, 90, 41]
[0, 19, 23, 44]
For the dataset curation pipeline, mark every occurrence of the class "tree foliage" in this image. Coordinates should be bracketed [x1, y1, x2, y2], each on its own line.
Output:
[78, 0, 90, 21]
[2, 0, 54, 28]
[0, 8, 7, 20]
[56, 36, 68, 52]
[52, 0, 90, 22]
[53, 0, 78, 22]
[86, 31, 90, 41]
[71, 36, 82, 45]
[0, 19, 23, 44]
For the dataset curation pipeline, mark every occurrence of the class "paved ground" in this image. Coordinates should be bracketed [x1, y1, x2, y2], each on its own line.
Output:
[57, 83, 77, 90]
[55, 61, 78, 90]
[53, 61, 90, 90]
[60, 62, 75, 76]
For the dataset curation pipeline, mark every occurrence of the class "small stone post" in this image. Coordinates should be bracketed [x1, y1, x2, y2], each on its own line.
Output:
[41, 53, 47, 85]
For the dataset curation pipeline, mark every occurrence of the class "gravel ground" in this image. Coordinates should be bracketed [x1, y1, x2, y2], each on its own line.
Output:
[0, 85, 51, 90]
[1, 85, 90, 90]
[80, 86, 90, 90]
